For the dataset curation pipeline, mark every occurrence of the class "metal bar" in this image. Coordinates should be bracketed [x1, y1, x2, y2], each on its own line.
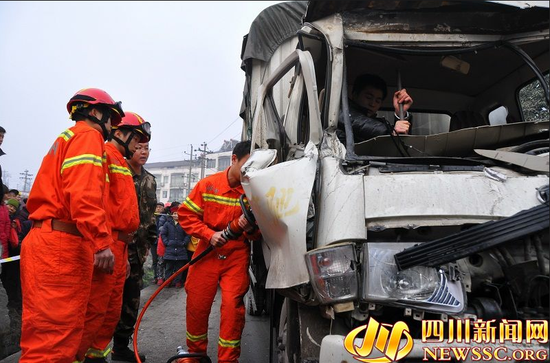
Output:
[395, 203, 549, 270]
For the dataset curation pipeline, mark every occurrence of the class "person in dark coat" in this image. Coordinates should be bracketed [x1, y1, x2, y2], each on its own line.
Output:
[2, 193, 23, 331]
[337, 73, 413, 143]
[0, 127, 5, 202]
[155, 201, 180, 286]
[151, 202, 165, 284]
[160, 205, 190, 288]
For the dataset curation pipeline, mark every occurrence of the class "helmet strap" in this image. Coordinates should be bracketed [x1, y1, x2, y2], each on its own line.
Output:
[98, 121, 110, 141]
[84, 106, 111, 141]
[112, 129, 136, 159]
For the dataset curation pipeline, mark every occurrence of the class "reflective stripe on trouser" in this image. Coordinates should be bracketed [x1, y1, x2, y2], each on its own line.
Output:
[185, 245, 250, 363]
[85, 342, 112, 359]
[20, 225, 94, 363]
[77, 240, 128, 360]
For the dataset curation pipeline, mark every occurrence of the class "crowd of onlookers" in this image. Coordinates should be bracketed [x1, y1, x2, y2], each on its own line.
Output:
[0, 127, 26, 329]
[152, 201, 196, 288]
[0, 186, 28, 328]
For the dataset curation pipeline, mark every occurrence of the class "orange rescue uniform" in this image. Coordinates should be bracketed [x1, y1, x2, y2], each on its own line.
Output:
[77, 142, 140, 361]
[20, 122, 111, 362]
[179, 168, 260, 363]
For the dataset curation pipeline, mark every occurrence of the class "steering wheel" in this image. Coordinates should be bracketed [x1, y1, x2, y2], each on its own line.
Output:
[509, 139, 549, 155]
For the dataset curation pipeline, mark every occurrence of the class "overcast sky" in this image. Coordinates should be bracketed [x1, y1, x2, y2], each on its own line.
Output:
[0, 1, 280, 191]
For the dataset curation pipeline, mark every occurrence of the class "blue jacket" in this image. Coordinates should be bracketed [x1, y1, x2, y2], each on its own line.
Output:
[160, 217, 190, 261]
[154, 213, 169, 246]
[157, 213, 169, 230]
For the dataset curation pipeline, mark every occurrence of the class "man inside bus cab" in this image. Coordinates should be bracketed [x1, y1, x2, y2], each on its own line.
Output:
[337, 73, 413, 143]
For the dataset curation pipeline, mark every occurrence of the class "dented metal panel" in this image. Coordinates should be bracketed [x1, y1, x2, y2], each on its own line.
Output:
[355, 121, 550, 157]
[250, 49, 323, 149]
[308, 14, 345, 129]
[315, 156, 366, 248]
[241, 143, 319, 288]
[363, 173, 548, 229]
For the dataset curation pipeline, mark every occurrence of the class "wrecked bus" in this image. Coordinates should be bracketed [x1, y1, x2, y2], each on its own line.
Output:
[238, 1, 549, 362]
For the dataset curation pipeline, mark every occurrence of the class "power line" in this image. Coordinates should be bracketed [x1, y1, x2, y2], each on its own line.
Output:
[207, 117, 241, 145]
[149, 117, 241, 155]
[229, 131, 241, 140]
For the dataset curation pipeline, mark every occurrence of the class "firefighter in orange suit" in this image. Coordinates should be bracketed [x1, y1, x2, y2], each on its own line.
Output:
[77, 112, 151, 362]
[20, 88, 124, 362]
[178, 140, 261, 363]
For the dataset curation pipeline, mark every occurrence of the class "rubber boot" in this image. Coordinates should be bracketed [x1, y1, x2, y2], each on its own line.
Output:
[111, 346, 146, 362]
[84, 357, 107, 363]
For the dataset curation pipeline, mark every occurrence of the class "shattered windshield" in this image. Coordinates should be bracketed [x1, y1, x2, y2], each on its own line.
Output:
[336, 2, 549, 160]
[341, 42, 549, 159]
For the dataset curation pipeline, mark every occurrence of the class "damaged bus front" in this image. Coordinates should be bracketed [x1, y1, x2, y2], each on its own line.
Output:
[239, 1, 549, 362]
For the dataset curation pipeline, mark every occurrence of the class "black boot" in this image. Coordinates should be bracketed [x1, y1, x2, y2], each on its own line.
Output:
[84, 357, 107, 363]
[111, 346, 146, 362]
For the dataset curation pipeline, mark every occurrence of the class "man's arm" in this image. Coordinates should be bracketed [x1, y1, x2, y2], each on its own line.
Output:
[61, 131, 114, 273]
[159, 224, 169, 248]
[178, 182, 217, 244]
[345, 108, 391, 141]
[62, 131, 112, 252]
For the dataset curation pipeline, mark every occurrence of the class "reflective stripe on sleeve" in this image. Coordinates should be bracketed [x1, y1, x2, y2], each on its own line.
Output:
[108, 164, 132, 176]
[61, 154, 103, 174]
[183, 197, 204, 215]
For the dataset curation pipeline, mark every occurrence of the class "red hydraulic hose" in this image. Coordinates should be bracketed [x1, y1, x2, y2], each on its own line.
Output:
[133, 245, 214, 363]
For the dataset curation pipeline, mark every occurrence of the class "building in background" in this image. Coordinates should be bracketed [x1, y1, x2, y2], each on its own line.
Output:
[146, 139, 239, 204]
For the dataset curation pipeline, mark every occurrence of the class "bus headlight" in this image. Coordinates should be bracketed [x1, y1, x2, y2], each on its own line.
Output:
[362, 243, 465, 314]
[305, 243, 358, 304]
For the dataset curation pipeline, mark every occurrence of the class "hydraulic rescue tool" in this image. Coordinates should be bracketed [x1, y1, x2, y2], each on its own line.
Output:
[133, 195, 256, 363]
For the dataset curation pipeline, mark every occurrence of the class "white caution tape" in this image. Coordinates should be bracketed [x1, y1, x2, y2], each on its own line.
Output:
[0, 255, 20, 264]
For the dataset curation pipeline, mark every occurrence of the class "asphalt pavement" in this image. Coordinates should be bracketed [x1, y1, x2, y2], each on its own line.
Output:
[0, 283, 271, 363]
[131, 283, 272, 363]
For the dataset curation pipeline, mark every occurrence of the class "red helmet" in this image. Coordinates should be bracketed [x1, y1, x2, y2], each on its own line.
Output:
[66, 88, 124, 126]
[113, 112, 151, 142]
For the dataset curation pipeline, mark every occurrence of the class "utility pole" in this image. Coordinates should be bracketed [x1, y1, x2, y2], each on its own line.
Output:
[19, 169, 34, 193]
[184, 144, 194, 197]
[196, 142, 210, 180]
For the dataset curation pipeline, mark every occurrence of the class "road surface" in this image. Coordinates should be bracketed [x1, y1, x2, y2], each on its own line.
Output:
[0, 283, 271, 363]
